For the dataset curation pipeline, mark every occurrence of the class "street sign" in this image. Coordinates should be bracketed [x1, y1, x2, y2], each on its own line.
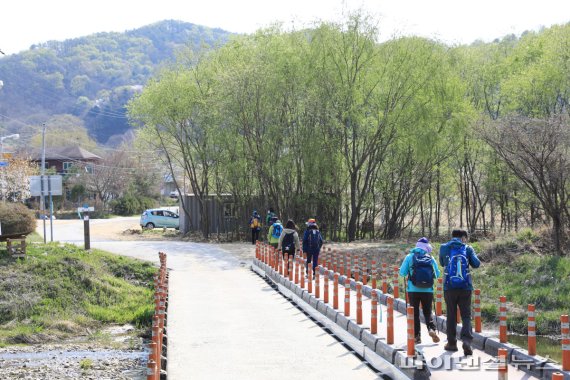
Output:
[77, 206, 95, 212]
[29, 175, 63, 196]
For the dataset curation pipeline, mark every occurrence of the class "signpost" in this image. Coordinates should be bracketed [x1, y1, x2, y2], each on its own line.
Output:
[30, 175, 63, 242]
[78, 205, 94, 250]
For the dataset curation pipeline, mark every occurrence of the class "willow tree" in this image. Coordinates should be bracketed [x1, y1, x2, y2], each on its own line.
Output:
[128, 61, 219, 237]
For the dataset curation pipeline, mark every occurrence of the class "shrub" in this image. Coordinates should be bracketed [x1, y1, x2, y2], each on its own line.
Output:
[111, 195, 141, 216]
[0, 202, 36, 236]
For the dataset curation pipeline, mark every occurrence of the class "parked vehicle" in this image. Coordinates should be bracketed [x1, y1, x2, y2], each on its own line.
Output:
[140, 208, 179, 229]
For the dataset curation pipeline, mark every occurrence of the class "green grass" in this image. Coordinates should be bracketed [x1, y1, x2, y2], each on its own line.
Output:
[0, 242, 156, 345]
[476, 253, 570, 335]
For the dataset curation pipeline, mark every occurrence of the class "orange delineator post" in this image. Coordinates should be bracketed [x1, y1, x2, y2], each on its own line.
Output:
[371, 259, 377, 289]
[500, 295, 508, 343]
[354, 254, 360, 282]
[371, 290, 378, 334]
[561, 314, 570, 371]
[308, 266, 313, 293]
[333, 273, 339, 309]
[387, 296, 394, 344]
[333, 250, 338, 273]
[324, 270, 329, 303]
[407, 306, 415, 357]
[356, 282, 363, 324]
[344, 277, 351, 317]
[315, 266, 321, 298]
[147, 358, 157, 380]
[362, 256, 368, 285]
[552, 373, 564, 380]
[498, 348, 508, 380]
[393, 266, 399, 299]
[347, 253, 352, 279]
[436, 278, 443, 316]
[294, 257, 300, 285]
[340, 252, 345, 276]
[528, 304, 536, 356]
[457, 306, 461, 325]
[474, 289, 482, 332]
[148, 341, 157, 380]
[300, 259, 305, 289]
[382, 263, 388, 293]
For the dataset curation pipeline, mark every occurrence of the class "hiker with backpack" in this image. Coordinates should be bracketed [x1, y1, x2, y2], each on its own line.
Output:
[302, 218, 323, 274]
[399, 237, 441, 344]
[439, 229, 481, 356]
[278, 220, 300, 275]
[249, 210, 262, 245]
[267, 218, 283, 249]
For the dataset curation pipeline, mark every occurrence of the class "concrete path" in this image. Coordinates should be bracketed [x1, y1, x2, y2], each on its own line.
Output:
[36, 220, 381, 379]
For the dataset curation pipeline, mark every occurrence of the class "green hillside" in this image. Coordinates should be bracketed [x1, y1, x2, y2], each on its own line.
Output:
[0, 20, 232, 144]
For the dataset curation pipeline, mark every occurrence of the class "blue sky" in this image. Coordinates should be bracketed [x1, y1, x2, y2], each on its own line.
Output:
[2, 0, 569, 55]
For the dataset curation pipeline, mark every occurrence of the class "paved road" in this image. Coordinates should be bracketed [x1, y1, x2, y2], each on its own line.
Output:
[36, 218, 381, 379]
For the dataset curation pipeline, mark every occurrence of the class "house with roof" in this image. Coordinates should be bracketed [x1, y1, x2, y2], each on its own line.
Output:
[23, 146, 102, 174]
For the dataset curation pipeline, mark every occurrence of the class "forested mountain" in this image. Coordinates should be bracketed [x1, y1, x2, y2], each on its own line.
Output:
[0, 20, 232, 145]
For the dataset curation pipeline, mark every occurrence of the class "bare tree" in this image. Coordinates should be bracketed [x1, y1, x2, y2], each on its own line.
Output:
[480, 115, 570, 254]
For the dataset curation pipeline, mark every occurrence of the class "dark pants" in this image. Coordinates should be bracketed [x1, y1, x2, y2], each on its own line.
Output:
[305, 251, 320, 272]
[251, 229, 260, 245]
[444, 289, 473, 345]
[408, 292, 436, 337]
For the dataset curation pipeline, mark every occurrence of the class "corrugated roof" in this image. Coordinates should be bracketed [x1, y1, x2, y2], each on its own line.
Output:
[20, 146, 102, 161]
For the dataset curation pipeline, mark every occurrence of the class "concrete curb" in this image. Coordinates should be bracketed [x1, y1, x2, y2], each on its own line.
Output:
[252, 259, 570, 380]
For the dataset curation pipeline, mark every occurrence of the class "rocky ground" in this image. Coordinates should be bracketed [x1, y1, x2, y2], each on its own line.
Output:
[0, 325, 147, 380]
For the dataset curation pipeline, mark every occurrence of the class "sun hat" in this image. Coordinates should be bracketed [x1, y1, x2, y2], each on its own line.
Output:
[416, 237, 433, 253]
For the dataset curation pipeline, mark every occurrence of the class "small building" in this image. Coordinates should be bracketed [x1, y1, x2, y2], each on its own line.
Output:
[23, 146, 101, 174]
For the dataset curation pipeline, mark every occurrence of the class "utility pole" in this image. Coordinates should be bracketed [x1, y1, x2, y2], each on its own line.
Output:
[40, 123, 47, 243]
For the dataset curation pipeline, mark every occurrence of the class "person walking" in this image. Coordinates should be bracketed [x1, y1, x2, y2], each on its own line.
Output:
[439, 229, 481, 356]
[248, 210, 262, 245]
[278, 220, 300, 275]
[267, 218, 283, 249]
[302, 218, 323, 274]
[399, 237, 440, 344]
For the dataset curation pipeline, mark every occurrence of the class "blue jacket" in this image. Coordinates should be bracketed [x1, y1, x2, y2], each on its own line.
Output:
[302, 228, 323, 255]
[399, 248, 440, 293]
[439, 238, 480, 290]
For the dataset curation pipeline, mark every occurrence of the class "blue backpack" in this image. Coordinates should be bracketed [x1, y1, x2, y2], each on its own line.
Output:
[410, 252, 435, 288]
[306, 229, 322, 251]
[271, 223, 283, 239]
[445, 244, 470, 289]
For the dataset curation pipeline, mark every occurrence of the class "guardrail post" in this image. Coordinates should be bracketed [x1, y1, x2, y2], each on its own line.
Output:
[324, 269, 330, 303]
[498, 348, 508, 380]
[371, 259, 377, 289]
[474, 289, 481, 332]
[356, 282, 363, 324]
[528, 304, 536, 356]
[333, 273, 339, 309]
[315, 265, 321, 298]
[500, 296, 507, 343]
[371, 289, 378, 334]
[436, 278, 443, 316]
[344, 277, 351, 317]
[562, 314, 570, 370]
[392, 266, 399, 299]
[382, 263, 387, 293]
[407, 306, 415, 356]
[387, 296, 394, 344]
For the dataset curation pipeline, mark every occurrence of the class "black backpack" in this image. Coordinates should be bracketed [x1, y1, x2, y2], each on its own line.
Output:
[410, 252, 435, 288]
[282, 232, 295, 253]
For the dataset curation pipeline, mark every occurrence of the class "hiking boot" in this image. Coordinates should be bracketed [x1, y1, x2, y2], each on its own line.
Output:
[428, 329, 440, 343]
[444, 342, 458, 351]
[415, 335, 421, 344]
[463, 342, 473, 356]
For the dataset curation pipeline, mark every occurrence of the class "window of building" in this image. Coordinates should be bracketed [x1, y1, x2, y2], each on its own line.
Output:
[85, 164, 93, 174]
[63, 162, 73, 172]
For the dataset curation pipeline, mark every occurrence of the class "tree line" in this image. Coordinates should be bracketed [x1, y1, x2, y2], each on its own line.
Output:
[128, 13, 570, 253]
